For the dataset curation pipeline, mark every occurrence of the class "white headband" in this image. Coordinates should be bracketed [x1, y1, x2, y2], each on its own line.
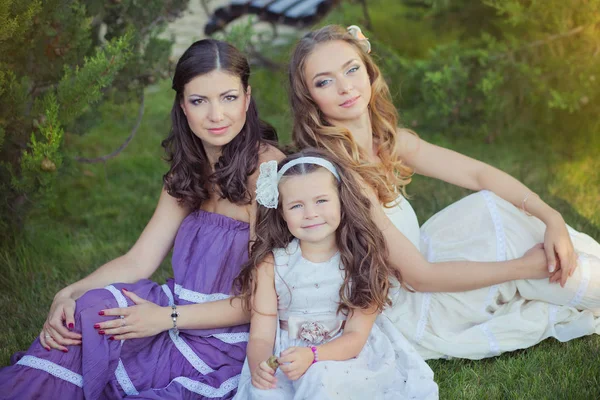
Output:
[255, 157, 341, 209]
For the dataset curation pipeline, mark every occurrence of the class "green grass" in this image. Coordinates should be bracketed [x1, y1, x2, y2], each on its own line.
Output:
[2, 0, 600, 397]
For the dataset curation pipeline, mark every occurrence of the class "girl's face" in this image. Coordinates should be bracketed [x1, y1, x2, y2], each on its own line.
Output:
[180, 70, 251, 155]
[303, 40, 371, 125]
[279, 169, 341, 245]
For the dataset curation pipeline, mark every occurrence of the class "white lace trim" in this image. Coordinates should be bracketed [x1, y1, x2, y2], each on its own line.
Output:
[115, 359, 139, 396]
[162, 284, 175, 306]
[104, 285, 129, 308]
[163, 375, 240, 398]
[568, 255, 590, 308]
[169, 329, 214, 374]
[210, 332, 249, 344]
[479, 323, 500, 356]
[413, 293, 432, 345]
[174, 284, 230, 304]
[16, 356, 83, 388]
[480, 191, 506, 315]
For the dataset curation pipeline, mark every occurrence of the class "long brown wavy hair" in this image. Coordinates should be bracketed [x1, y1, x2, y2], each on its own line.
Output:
[289, 25, 414, 204]
[234, 148, 402, 316]
[162, 39, 278, 209]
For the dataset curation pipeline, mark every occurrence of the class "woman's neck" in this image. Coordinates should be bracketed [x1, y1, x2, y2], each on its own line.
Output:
[203, 145, 222, 167]
[299, 236, 338, 263]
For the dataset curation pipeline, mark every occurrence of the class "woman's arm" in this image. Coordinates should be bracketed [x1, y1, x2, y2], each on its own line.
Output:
[277, 306, 378, 381]
[396, 129, 576, 285]
[371, 204, 549, 292]
[42, 188, 190, 351]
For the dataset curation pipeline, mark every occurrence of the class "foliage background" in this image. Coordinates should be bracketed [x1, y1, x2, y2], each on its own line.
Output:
[1, 0, 599, 398]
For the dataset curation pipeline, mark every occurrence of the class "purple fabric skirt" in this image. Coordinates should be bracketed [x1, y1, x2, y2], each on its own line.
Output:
[0, 210, 250, 399]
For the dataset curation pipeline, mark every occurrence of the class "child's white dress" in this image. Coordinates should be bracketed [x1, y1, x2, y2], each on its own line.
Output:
[233, 239, 439, 400]
[384, 190, 600, 360]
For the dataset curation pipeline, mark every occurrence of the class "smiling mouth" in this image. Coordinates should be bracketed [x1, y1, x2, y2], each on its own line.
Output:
[207, 126, 230, 134]
[339, 96, 360, 108]
[302, 223, 325, 229]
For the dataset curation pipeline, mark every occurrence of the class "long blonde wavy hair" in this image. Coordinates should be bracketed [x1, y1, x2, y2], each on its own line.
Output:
[288, 25, 414, 204]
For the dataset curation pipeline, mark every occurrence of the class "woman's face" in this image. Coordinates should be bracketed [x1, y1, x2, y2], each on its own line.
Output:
[303, 40, 371, 125]
[180, 70, 251, 155]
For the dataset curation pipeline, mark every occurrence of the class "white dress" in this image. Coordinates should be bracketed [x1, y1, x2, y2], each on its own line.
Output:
[234, 239, 439, 400]
[384, 190, 600, 360]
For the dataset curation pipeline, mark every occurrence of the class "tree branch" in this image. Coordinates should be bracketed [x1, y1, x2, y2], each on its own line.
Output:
[75, 92, 145, 164]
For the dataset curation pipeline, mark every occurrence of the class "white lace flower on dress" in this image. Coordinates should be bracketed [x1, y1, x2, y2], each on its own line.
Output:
[298, 321, 328, 344]
[255, 160, 279, 208]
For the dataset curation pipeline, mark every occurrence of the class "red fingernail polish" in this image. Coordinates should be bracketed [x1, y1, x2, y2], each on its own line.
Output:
[98, 311, 105, 316]
[109, 336, 115, 341]
[94, 324, 100, 329]
[68, 323, 74, 329]
[122, 288, 128, 292]
[98, 330, 105, 335]
[62, 349, 68, 353]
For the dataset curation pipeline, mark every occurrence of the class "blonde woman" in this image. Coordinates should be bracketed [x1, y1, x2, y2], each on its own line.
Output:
[287, 24, 600, 360]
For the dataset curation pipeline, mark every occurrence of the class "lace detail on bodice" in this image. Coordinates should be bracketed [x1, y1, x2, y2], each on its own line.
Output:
[273, 240, 346, 323]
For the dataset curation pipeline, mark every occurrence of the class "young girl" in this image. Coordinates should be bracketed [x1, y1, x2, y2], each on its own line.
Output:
[233, 149, 444, 399]
[288, 24, 600, 360]
[0, 39, 283, 399]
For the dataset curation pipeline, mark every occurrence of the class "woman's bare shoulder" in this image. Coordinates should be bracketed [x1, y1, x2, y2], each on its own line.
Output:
[259, 142, 286, 163]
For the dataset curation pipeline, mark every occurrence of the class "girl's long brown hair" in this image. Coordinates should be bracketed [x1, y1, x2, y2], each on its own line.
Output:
[289, 25, 414, 204]
[233, 148, 402, 316]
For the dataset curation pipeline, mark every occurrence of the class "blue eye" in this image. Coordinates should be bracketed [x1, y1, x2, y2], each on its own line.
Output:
[316, 79, 331, 88]
[290, 204, 302, 210]
[347, 66, 359, 74]
[316, 199, 328, 204]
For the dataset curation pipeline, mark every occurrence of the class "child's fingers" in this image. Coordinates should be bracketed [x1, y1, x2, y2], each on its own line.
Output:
[280, 347, 296, 357]
[258, 361, 275, 375]
[252, 371, 276, 390]
[251, 376, 272, 390]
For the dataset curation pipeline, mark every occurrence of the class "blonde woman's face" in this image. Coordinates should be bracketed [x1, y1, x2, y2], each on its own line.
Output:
[303, 40, 371, 125]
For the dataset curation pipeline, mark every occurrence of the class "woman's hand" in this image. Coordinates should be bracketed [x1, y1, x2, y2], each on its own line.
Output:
[251, 360, 277, 390]
[278, 347, 314, 381]
[520, 243, 553, 280]
[543, 214, 577, 287]
[39, 292, 83, 352]
[95, 289, 171, 340]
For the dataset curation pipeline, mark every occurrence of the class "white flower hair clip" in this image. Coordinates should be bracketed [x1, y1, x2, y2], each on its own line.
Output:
[255, 160, 279, 209]
[347, 25, 371, 54]
[255, 157, 341, 209]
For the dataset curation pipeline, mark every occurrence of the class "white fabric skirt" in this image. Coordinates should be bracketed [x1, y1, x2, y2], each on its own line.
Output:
[234, 316, 439, 399]
[386, 191, 600, 360]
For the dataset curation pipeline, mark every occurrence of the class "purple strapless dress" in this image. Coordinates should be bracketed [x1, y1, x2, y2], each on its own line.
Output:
[0, 210, 250, 399]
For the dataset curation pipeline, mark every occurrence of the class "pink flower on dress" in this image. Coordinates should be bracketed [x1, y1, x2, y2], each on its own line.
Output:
[298, 321, 328, 344]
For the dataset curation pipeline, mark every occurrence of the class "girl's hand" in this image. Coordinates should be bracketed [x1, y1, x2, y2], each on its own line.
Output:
[278, 347, 314, 381]
[521, 243, 552, 280]
[40, 292, 82, 352]
[95, 289, 171, 340]
[544, 214, 577, 287]
[251, 361, 277, 390]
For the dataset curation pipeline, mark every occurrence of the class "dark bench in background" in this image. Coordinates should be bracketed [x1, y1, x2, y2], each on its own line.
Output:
[204, 0, 340, 35]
